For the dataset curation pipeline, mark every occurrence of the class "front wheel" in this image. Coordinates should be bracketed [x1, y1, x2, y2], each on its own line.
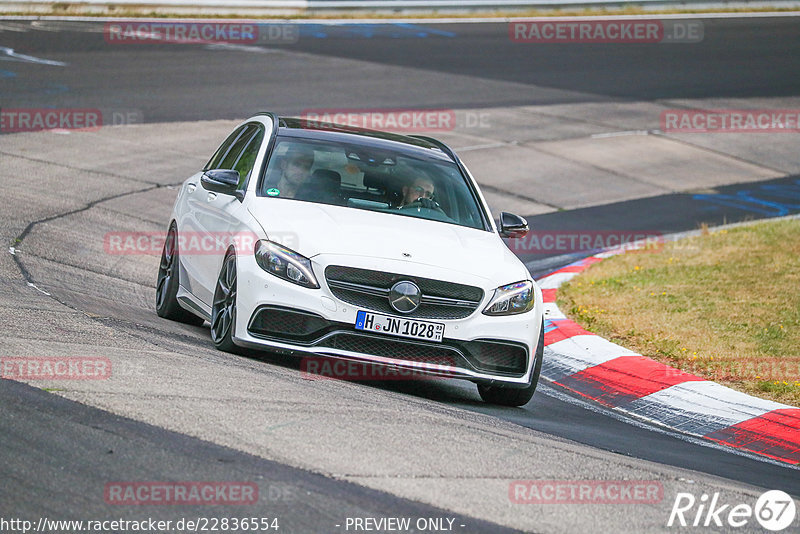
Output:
[477, 319, 544, 407]
[210, 252, 239, 353]
[155, 224, 205, 326]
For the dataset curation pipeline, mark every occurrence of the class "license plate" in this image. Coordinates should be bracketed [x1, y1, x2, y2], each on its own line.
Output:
[355, 310, 444, 343]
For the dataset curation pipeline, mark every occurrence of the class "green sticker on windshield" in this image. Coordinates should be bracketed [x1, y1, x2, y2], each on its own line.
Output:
[266, 188, 280, 196]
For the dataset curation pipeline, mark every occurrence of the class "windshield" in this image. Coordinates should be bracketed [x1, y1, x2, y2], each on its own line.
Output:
[258, 136, 487, 231]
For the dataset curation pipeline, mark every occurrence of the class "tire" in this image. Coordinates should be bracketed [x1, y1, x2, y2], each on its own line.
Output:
[210, 251, 240, 353]
[477, 319, 544, 407]
[156, 223, 205, 326]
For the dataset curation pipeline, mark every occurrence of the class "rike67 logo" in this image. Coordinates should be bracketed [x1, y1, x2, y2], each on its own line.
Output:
[668, 490, 796, 531]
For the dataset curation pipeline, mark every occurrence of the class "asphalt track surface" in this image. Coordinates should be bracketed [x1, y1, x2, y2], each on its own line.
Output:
[0, 379, 520, 533]
[2, 18, 799, 120]
[2, 16, 800, 533]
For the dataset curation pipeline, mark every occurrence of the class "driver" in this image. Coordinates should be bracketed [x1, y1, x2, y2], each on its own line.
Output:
[398, 176, 435, 208]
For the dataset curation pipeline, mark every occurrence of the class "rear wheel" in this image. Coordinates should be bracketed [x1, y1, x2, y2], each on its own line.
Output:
[477, 320, 544, 407]
[155, 224, 205, 326]
[210, 252, 239, 353]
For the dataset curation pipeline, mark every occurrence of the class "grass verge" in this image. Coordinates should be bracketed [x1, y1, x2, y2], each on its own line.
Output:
[557, 218, 800, 406]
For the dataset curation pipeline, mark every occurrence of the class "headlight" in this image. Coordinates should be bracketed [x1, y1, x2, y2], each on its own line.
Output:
[254, 240, 319, 289]
[483, 280, 535, 316]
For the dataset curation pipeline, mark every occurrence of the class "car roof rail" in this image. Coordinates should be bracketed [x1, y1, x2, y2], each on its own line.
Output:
[254, 111, 280, 126]
[409, 135, 456, 160]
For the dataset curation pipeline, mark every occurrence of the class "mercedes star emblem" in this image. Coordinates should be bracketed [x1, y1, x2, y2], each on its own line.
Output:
[389, 281, 421, 314]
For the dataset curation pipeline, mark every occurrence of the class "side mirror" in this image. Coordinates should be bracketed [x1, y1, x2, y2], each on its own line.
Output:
[499, 212, 529, 239]
[201, 169, 244, 201]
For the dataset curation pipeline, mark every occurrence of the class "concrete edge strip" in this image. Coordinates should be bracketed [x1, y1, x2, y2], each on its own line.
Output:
[3, 12, 800, 22]
[535, 216, 800, 466]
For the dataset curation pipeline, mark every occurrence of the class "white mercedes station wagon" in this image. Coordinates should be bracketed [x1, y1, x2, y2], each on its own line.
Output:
[156, 113, 544, 406]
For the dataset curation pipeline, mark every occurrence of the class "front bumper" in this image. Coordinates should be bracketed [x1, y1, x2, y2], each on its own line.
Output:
[232, 253, 543, 387]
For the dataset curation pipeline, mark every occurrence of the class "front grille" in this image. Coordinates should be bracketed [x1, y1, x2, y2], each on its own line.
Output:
[246, 305, 528, 377]
[319, 332, 463, 367]
[319, 333, 528, 376]
[324, 265, 483, 320]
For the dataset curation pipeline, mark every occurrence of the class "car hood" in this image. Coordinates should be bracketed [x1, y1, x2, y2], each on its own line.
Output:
[247, 199, 527, 283]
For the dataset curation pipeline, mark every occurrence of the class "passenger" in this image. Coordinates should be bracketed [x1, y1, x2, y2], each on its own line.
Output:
[269, 147, 315, 198]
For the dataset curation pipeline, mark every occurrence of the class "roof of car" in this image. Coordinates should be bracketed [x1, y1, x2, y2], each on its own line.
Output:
[274, 116, 456, 162]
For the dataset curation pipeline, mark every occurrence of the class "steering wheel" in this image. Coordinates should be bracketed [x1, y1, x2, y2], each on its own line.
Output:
[399, 197, 446, 213]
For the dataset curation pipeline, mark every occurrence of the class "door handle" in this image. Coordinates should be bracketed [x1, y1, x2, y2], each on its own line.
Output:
[207, 192, 217, 202]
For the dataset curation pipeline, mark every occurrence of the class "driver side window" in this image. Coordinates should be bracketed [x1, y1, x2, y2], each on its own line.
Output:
[231, 126, 265, 188]
[205, 125, 249, 171]
[218, 125, 258, 171]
